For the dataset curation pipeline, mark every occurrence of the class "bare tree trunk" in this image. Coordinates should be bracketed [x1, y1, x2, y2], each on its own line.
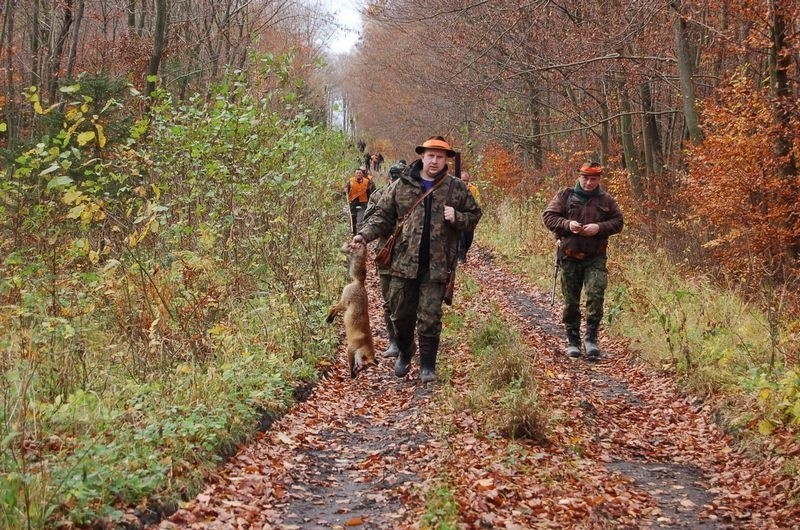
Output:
[138, 0, 147, 35]
[599, 78, 610, 166]
[2, 0, 16, 147]
[767, 0, 797, 179]
[525, 79, 543, 169]
[65, 0, 85, 81]
[640, 79, 664, 177]
[599, 99, 609, 166]
[126, 0, 136, 31]
[236, 15, 247, 70]
[711, 4, 728, 87]
[30, 0, 42, 86]
[617, 79, 643, 197]
[47, 0, 75, 101]
[671, 0, 704, 145]
[145, 0, 167, 98]
[0, 0, 11, 59]
[564, 85, 588, 146]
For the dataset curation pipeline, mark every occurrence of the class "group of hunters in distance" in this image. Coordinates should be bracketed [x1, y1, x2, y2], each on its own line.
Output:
[327, 136, 624, 382]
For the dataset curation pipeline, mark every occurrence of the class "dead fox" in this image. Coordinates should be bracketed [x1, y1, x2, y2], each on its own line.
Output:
[325, 241, 376, 377]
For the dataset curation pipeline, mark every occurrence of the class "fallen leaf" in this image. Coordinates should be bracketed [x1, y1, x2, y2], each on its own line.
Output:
[276, 432, 293, 445]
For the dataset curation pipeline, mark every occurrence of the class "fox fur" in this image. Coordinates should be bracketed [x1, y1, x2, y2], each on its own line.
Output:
[325, 241, 376, 377]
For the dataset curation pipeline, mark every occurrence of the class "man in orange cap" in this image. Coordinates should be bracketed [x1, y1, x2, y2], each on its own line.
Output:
[353, 136, 482, 382]
[542, 161, 624, 361]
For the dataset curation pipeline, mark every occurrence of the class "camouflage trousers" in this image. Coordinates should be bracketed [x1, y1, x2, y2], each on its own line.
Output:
[387, 271, 445, 342]
[560, 256, 608, 332]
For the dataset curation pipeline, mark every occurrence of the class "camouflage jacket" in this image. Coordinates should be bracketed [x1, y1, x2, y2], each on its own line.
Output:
[542, 186, 624, 260]
[363, 185, 390, 274]
[359, 160, 482, 282]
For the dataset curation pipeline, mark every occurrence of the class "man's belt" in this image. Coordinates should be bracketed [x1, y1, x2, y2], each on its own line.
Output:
[563, 248, 588, 260]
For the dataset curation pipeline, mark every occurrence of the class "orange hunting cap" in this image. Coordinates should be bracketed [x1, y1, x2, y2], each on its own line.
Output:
[578, 162, 603, 176]
[415, 137, 457, 158]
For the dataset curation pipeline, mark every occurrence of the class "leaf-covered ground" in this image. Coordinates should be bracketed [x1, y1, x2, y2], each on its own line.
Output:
[151, 247, 800, 529]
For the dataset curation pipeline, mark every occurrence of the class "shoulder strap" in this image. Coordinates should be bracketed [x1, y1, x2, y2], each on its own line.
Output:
[386, 176, 449, 241]
[444, 177, 458, 272]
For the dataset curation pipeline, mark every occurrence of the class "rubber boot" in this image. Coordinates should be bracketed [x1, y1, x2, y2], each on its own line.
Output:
[584, 322, 601, 361]
[381, 312, 400, 358]
[418, 335, 439, 383]
[394, 336, 416, 377]
[566, 328, 582, 358]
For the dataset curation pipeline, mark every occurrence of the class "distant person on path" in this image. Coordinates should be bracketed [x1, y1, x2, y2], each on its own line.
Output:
[376, 153, 385, 172]
[457, 170, 481, 263]
[364, 152, 372, 171]
[363, 167, 402, 359]
[346, 167, 375, 235]
[542, 161, 623, 361]
[353, 136, 482, 383]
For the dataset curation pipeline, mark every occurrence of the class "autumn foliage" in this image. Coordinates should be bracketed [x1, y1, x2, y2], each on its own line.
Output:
[479, 144, 526, 196]
[683, 75, 800, 283]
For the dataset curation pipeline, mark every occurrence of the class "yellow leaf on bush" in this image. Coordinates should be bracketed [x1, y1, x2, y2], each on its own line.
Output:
[77, 130, 96, 146]
[62, 189, 84, 205]
[758, 419, 775, 436]
[791, 401, 800, 422]
[67, 204, 86, 219]
[95, 123, 107, 148]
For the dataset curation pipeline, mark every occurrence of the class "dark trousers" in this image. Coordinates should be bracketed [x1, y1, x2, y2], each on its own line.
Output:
[459, 230, 474, 258]
[349, 202, 366, 235]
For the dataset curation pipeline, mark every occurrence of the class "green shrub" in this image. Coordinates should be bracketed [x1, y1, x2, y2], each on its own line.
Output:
[1, 56, 353, 528]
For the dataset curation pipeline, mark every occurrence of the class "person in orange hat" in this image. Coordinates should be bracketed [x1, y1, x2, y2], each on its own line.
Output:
[353, 136, 482, 383]
[542, 161, 624, 361]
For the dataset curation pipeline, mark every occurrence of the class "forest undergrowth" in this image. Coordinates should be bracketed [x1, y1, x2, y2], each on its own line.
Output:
[1, 62, 359, 528]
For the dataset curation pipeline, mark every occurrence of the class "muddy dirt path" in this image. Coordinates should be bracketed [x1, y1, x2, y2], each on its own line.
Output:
[152, 246, 796, 529]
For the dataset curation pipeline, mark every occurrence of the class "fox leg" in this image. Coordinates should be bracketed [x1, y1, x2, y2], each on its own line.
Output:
[347, 344, 357, 378]
[325, 300, 345, 323]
